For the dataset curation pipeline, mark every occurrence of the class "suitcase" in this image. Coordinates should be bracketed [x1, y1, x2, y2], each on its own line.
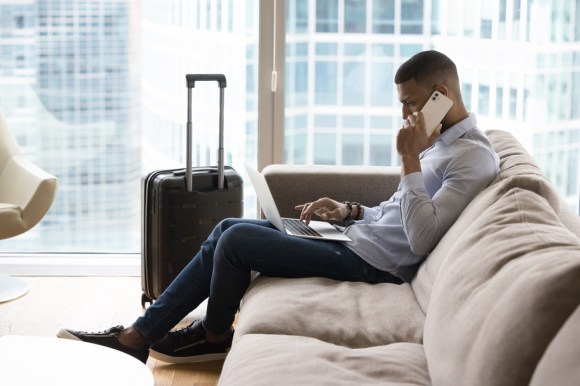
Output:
[141, 74, 243, 307]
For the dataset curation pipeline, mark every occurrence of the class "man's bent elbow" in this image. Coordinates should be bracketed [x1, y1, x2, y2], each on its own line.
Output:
[407, 234, 438, 256]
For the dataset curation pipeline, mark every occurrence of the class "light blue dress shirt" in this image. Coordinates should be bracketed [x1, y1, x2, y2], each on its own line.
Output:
[343, 113, 500, 282]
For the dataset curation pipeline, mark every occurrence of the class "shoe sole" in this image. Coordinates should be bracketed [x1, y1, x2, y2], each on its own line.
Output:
[57, 329, 81, 341]
[149, 348, 229, 364]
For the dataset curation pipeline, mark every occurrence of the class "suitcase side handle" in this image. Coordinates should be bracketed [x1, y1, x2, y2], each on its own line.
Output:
[186, 74, 227, 89]
[185, 74, 227, 192]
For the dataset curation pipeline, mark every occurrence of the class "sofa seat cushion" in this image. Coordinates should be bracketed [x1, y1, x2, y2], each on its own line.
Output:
[219, 334, 430, 386]
[0, 202, 21, 217]
[237, 276, 425, 348]
[423, 187, 580, 386]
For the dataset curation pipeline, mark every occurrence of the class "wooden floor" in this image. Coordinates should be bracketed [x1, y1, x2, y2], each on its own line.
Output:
[0, 276, 222, 386]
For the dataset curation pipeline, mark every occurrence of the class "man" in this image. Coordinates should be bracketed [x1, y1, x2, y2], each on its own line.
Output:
[58, 50, 499, 364]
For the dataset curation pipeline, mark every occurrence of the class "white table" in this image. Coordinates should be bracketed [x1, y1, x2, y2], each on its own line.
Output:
[0, 275, 29, 303]
[0, 335, 153, 386]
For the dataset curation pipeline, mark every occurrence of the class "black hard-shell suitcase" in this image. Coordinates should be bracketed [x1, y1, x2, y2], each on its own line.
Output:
[141, 74, 243, 307]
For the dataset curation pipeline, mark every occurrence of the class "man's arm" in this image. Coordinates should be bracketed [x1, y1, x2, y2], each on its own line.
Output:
[395, 111, 498, 255]
[399, 148, 498, 255]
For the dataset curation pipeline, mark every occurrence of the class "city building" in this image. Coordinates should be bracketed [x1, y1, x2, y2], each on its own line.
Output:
[0, 0, 578, 256]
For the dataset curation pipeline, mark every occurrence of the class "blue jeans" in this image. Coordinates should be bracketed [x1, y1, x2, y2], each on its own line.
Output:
[133, 218, 402, 343]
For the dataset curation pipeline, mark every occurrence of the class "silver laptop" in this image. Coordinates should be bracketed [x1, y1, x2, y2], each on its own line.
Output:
[245, 164, 351, 242]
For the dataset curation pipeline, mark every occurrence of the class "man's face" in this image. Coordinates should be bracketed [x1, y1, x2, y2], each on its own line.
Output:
[396, 78, 432, 120]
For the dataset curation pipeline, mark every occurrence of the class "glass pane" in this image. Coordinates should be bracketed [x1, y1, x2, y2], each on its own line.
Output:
[345, 0, 366, 33]
[314, 133, 336, 164]
[370, 134, 391, 166]
[316, 0, 338, 32]
[343, 62, 365, 105]
[0, 0, 259, 253]
[496, 87, 504, 118]
[316, 42, 338, 55]
[371, 62, 394, 106]
[287, 0, 309, 33]
[342, 134, 364, 165]
[373, 0, 395, 34]
[315, 62, 338, 104]
[401, 0, 423, 34]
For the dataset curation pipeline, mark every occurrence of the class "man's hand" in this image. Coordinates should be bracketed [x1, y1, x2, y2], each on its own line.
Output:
[396, 111, 441, 176]
[295, 198, 349, 225]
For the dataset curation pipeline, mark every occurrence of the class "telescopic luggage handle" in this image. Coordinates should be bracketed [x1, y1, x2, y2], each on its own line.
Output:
[186, 74, 227, 88]
[185, 74, 227, 191]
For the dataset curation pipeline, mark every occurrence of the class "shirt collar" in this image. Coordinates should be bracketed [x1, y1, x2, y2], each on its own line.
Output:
[438, 113, 478, 146]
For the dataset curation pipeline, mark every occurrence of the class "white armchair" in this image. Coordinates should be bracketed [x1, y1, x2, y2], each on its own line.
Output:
[0, 110, 58, 302]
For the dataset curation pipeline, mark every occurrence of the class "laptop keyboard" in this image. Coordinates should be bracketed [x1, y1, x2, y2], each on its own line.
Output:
[282, 218, 322, 238]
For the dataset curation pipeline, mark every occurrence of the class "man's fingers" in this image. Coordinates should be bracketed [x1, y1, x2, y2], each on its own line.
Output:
[298, 202, 315, 223]
[295, 198, 340, 224]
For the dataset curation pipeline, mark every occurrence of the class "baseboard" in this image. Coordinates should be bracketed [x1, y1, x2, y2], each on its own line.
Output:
[0, 254, 140, 276]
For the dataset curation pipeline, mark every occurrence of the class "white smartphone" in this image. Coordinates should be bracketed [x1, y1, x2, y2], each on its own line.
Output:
[418, 91, 453, 136]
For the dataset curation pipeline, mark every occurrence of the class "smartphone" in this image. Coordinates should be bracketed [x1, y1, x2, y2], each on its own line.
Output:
[418, 91, 453, 136]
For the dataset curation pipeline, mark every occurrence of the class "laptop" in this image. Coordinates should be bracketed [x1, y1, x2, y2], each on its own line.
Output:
[245, 164, 351, 242]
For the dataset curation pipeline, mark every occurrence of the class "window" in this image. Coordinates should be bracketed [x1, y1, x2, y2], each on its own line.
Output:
[283, 0, 580, 212]
[0, 0, 259, 254]
[2, 0, 579, 267]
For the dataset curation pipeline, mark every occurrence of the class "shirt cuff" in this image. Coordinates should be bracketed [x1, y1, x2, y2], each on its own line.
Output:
[361, 205, 378, 222]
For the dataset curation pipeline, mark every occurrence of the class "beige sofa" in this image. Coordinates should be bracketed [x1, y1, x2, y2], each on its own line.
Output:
[218, 130, 580, 386]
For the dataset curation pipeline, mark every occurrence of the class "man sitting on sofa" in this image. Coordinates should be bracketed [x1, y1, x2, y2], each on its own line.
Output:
[58, 50, 500, 364]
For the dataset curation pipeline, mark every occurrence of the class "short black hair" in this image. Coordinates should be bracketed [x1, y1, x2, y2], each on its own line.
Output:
[394, 50, 458, 88]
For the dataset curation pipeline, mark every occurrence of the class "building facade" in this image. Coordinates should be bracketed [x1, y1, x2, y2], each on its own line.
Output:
[0, 0, 577, 254]
[285, 0, 580, 209]
[1, 0, 140, 252]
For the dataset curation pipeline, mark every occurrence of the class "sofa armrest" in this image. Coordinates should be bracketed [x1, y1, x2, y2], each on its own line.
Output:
[262, 164, 401, 219]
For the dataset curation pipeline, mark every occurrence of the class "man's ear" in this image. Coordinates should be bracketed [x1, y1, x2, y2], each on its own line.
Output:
[433, 84, 449, 96]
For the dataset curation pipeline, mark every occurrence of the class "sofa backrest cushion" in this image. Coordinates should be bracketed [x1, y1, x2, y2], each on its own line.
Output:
[411, 129, 573, 313]
[530, 305, 580, 386]
[422, 187, 580, 386]
[263, 164, 401, 218]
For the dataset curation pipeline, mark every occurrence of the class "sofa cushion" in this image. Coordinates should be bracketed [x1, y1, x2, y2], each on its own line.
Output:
[263, 164, 401, 218]
[412, 129, 567, 314]
[530, 305, 580, 386]
[485, 130, 544, 179]
[237, 276, 425, 348]
[219, 334, 430, 386]
[423, 187, 580, 386]
[412, 173, 562, 313]
[486, 129, 580, 237]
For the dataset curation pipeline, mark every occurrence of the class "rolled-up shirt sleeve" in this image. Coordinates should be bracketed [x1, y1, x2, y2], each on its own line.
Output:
[399, 146, 498, 255]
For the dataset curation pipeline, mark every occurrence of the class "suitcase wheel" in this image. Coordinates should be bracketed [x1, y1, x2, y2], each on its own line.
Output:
[141, 293, 153, 308]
